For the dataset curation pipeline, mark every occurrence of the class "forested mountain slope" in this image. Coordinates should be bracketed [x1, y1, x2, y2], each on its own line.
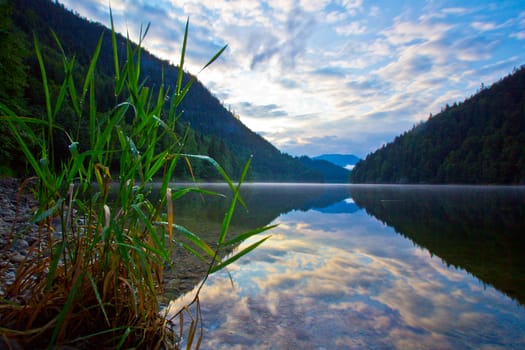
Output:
[350, 67, 525, 184]
[0, 0, 348, 182]
[313, 154, 360, 168]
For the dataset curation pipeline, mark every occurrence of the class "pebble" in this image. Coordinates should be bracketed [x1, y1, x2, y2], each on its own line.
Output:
[12, 238, 29, 250]
[9, 253, 26, 263]
[0, 178, 39, 291]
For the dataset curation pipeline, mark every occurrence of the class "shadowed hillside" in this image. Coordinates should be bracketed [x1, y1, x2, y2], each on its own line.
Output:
[350, 67, 525, 184]
[0, 0, 349, 182]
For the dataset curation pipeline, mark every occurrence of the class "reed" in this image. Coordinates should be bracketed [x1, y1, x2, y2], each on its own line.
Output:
[0, 14, 272, 349]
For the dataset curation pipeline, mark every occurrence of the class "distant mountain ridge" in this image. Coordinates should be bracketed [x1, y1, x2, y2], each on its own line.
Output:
[350, 67, 525, 184]
[313, 154, 361, 170]
[297, 156, 351, 183]
[1, 0, 348, 182]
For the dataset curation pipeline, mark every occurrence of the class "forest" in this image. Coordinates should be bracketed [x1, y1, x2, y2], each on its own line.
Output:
[350, 66, 525, 184]
[0, 0, 350, 182]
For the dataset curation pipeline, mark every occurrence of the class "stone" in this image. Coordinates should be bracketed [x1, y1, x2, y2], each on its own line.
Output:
[9, 253, 26, 263]
[11, 238, 29, 250]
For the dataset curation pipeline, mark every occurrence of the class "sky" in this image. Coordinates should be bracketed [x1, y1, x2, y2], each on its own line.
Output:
[59, 0, 525, 158]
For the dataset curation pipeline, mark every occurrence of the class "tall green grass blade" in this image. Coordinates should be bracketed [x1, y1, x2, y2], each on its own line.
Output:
[50, 30, 72, 120]
[158, 155, 180, 195]
[96, 104, 127, 151]
[170, 187, 225, 201]
[197, 44, 227, 74]
[172, 77, 195, 108]
[53, 69, 69, 123]
[170, 223, 216, 258]
[0, 109, 48, 186]
[116, 327, 132, 350]
[67, 63, 81, 118]
[51, 30, 67, 58]
[144, 151, 168, 180]
[152, 115, 181, 150]
[223, 224, 278, 247]
[88, 78, 97, 149]
[176, 18, 189, 97]
[133, 22, 150, 86]
[131, 239, 166, 265]
[81, 33, 104, 105]
[131, 204, 168, 258]
[210, 236, 271, 274]
[219, 157, 252, 245]
[33, 35, 52, 151]
[0, 114, 52, 128]
[180, 154, 235, 192]
[177, 241, 207, 262]
[110, 7, 120, 84]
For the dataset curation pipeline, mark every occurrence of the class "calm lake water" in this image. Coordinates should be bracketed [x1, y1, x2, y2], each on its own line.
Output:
[165, 184, 525, 349]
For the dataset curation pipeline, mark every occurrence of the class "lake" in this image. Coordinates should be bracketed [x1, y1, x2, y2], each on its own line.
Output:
[164, 184, 525, 349]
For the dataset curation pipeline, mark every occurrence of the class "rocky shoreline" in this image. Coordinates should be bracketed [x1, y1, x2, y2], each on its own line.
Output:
[0, 178, 206, 299]
[0, 178, 39, 297]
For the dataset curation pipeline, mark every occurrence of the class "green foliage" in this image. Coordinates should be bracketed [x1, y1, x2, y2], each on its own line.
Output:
[0, 1, 31, 175]
[0, 11, 272, 349]
[351, 67, 525, 184]
[2, 0, 342, 182]
[0, 1, 29, 111]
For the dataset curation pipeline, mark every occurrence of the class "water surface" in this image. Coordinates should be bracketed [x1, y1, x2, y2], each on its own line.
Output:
[166, 184, 525, 349]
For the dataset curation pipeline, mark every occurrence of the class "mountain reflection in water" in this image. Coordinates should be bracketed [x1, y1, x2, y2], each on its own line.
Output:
[349, 185, 525, 305]
[165, 184, 525, 349]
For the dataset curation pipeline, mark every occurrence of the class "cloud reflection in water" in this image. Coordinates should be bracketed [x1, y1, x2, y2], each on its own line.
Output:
[168, 204, 525, 349]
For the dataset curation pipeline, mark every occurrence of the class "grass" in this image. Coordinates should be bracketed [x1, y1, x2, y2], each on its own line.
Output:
[0, 13, 272, 349]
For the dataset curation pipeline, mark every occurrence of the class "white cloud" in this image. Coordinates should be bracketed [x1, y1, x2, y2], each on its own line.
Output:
[59, 0, 525, 157]
[471, 21, 498, 31]
[335, 21, 367, 35]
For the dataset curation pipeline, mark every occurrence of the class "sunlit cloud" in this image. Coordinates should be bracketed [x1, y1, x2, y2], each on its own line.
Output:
[60, 0, 525, 158]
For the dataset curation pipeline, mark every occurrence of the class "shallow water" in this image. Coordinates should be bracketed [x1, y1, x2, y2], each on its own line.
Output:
[166, 184, 525, 349]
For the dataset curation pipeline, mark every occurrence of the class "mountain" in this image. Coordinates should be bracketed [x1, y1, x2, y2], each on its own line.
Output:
[350, 67, 525, 184]
[313, 154, 361, 170]
[297, 156, 351, 183]
[0, 0, 342, 182]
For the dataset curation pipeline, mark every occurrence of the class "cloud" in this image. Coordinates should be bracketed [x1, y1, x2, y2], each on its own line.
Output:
[441, 7, 470, 16]
[312, 66, 348, 77]
[278, 78, 300, 89]
[471, 21, 498, 31]
[237, 101, 288, 118]
[511, 31, 525, 39]
[60, 0, 525, 158]
[250, 5, 317, 70]
[267, 131, 401, 158]
[335, 21, 367, 36]
[174, 206, 525, 349]
[250, 43, 280, 70]
[346, 76, 391, 96]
